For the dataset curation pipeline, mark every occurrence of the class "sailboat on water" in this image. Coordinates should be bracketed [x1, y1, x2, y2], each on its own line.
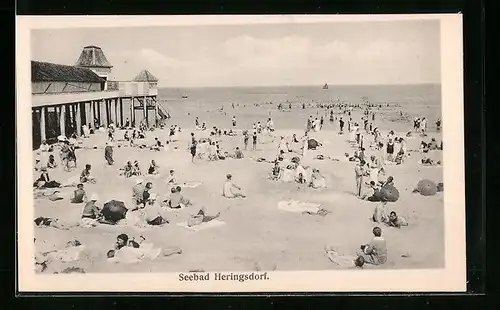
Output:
[322, 83, 329, 90]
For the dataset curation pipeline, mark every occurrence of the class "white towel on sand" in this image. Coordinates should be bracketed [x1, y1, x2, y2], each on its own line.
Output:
[180, 181, 202, 188]
[46, 245, 87, 262]
[177, 220, 226, 232]
[277, 200, 321, 213]
[326, 250, 356, 268]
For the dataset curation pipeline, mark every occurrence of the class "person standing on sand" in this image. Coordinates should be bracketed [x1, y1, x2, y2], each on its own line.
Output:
[243, 130, 249, 150]
[355, 160, 366, 197]
[189, 135, 197, 163]
[339, 117, 344, 133]
[367, 155, 379, 184]
[252, 130, 258, 150]
[232, 116, 236, 127]
[301, 131, 309, 157]
[104, 141, 114, 165]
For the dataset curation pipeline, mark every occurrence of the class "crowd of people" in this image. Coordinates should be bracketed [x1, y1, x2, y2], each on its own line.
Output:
[33, 99, 443, 271]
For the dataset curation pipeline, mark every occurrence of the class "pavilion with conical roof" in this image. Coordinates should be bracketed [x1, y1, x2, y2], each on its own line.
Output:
[75, 46, 113, 88]
[133, 69, 159, 88]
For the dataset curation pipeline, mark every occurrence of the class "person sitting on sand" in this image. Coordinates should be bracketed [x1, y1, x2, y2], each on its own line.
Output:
[80, 194, 102, 226]
[166, 169, 176, 185]
[234, 147, 244, 159]
[222, 174, 246, 198]
[131, 179, 146, 210]
[270, 161, 282, 180]
[372, 198, 389, 223]
[121, 161, 133, 178]
[148, 160, 160, 175]
[132, 160, 142, 176]
[33, 167, 61, 189]
[379, 176, 394, 188]
[387, 211, 408, 228]
[363, 181, 382, 202]
[47, 154, 58, 169]
[142, 182, 153, 208]
[296, 172, 307, 184]
[80, 164, 96, 184]
[356, 226, 388, 266]
[144, 193, 168, 225]
[71, 183, 87, 203]
[310, 168, 326, 189]
[427, 138, 439, 150]
[164, 186, 192, 209]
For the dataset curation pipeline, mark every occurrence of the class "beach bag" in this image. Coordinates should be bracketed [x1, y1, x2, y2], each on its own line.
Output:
[416, 179, 437, 196]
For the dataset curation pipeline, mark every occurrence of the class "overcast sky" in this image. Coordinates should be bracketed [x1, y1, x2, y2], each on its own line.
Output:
[31, 20, 441, 87]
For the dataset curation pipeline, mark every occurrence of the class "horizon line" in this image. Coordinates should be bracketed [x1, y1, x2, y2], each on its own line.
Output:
[155, 82, 441, 89]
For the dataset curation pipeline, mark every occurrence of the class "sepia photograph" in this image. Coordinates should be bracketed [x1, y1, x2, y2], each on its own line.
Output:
[17, 15, 465, 292]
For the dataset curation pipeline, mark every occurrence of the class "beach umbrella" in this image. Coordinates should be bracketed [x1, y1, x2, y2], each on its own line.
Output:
[416, 179, 437, 196]
[308, 139, 320, 150]
[101, 200, 128, 223]
[380, 185, 400, 202]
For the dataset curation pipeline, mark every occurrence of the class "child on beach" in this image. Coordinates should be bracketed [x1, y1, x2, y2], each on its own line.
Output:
[148, 160, 160, 175]
[71, 183, 87, 204]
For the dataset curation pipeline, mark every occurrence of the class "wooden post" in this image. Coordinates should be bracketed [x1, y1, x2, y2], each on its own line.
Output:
[130, 97, 134, 126]
[40, 107, 46, 141]
[76, 103, 82, 136]
[154, 97, 159, 127]
[114, 98, 118, 124]
[97, 100, 101, 127]
[105, 99, 110, 126]
[59, 105, 66, 137]
[91, 101, 95, 129]
[120, 98, 124, 126]
[143, 96, 147, 126]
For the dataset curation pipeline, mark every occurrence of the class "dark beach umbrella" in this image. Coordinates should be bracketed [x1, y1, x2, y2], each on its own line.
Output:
[308, 139, 320, 150]
[380, 185, 400, 202]
[102, 200, 128, 223]
[416, 179, 437, 196]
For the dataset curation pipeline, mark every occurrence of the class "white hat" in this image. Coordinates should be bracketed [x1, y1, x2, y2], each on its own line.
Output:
[90, 193, 99, 201]
[136, 179, 144, 184]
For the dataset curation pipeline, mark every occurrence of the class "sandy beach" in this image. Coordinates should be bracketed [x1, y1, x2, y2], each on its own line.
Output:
[33, 102, 444, 273]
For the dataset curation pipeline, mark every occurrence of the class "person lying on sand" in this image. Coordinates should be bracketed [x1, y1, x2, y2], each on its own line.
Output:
[107, 234, 181, 262]
[222, 174, 246, 198]
[70, 183, 87, 203]
[187, 206, 221, 227]
[356, 226, 388, 266]
[34, 216, 73, 230]
[144, 193, 169, 225]
[387, 211, 408, 228]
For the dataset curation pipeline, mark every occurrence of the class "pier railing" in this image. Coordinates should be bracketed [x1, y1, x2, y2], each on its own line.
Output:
[32, 81, 158, 107]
